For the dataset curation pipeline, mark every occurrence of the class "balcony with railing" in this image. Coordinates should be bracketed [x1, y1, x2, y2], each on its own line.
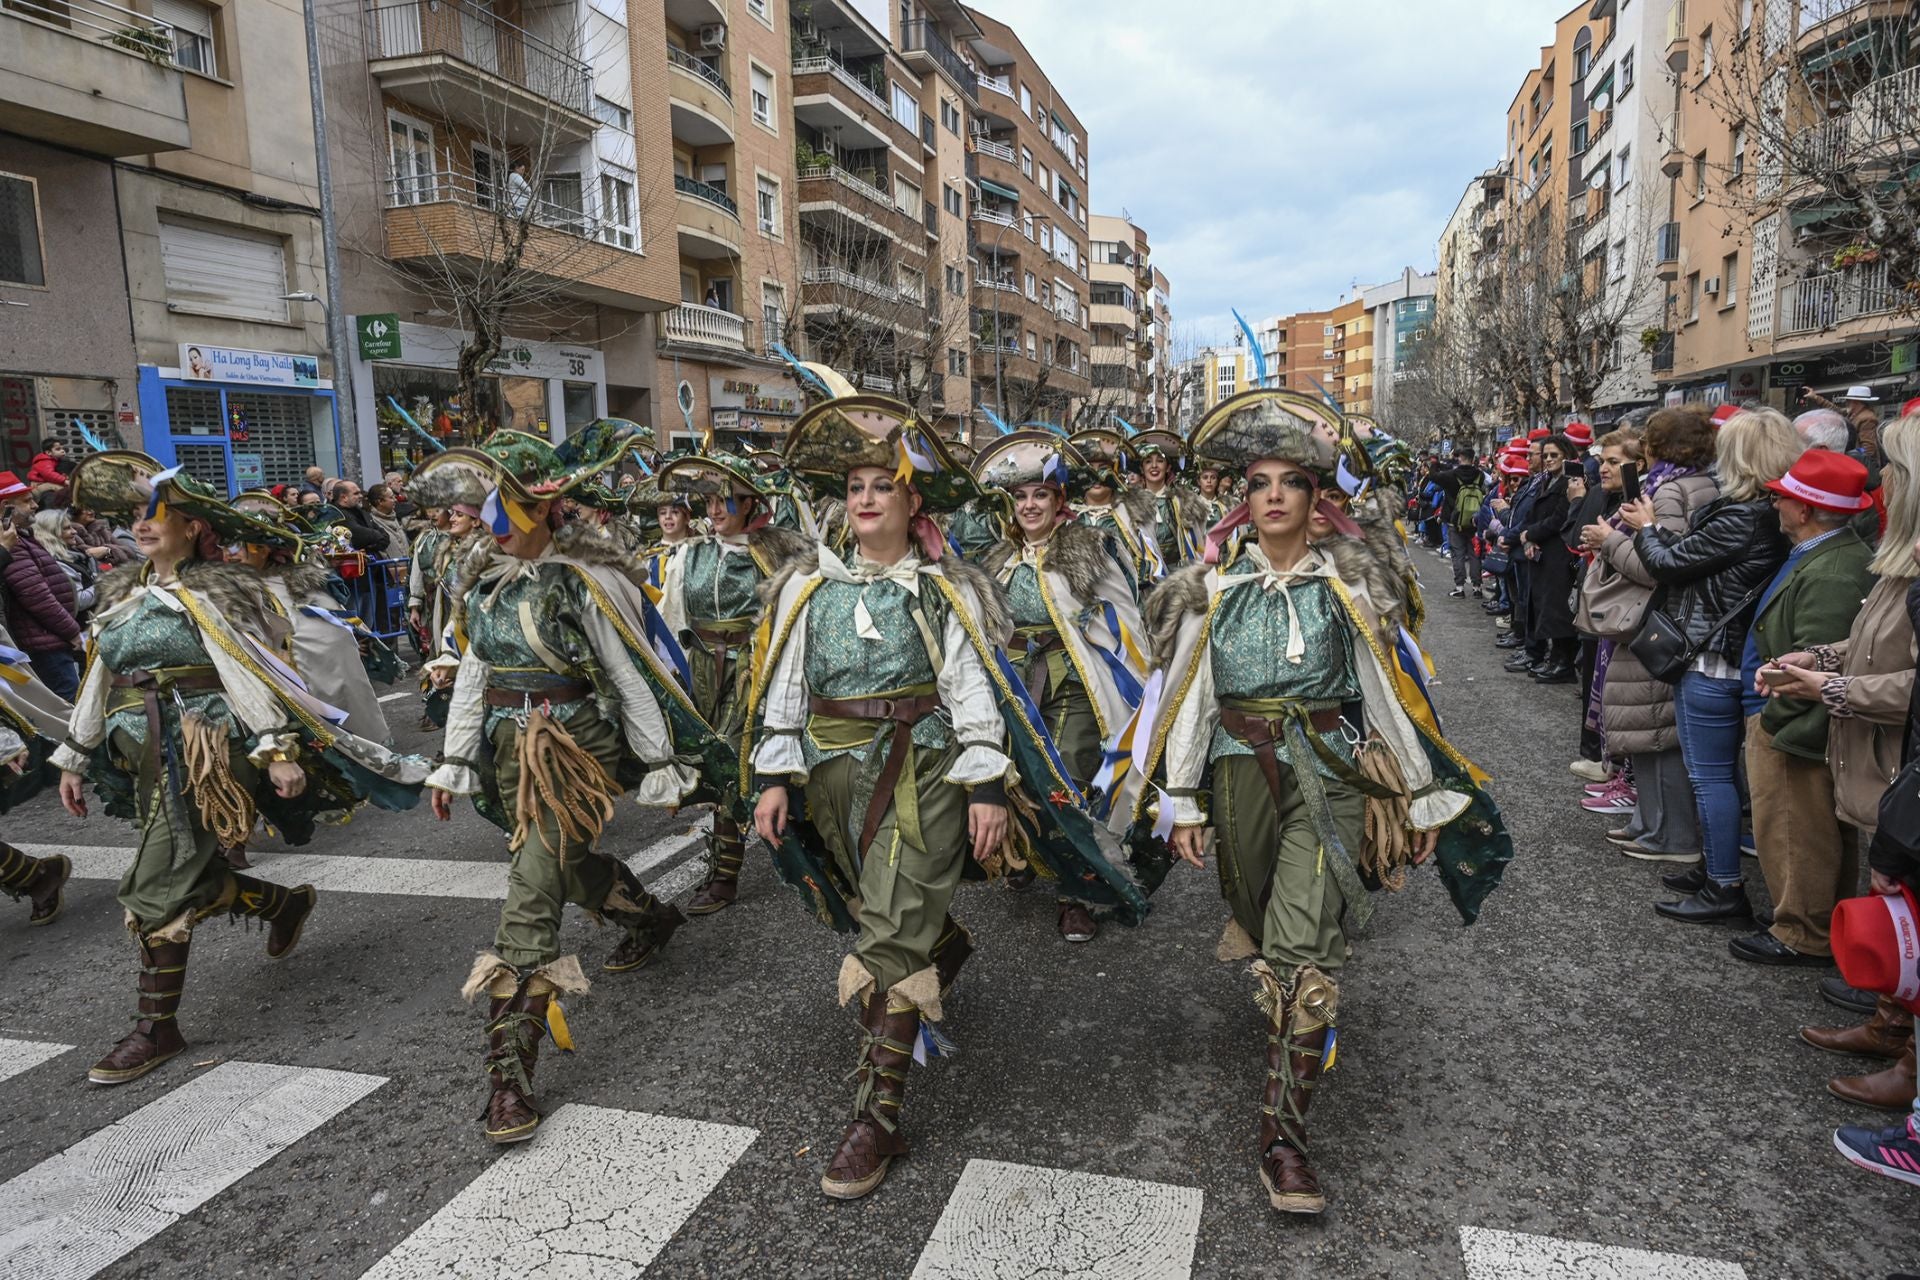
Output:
[796, 161, 921, 246]
[792, 51, 908, 151]
[978, 71, 1013, 98]
[660, 303, 748, 353]
[971, 135, 1016, 163]
[366, 0, 594, 146]
[1, 0, 190, 156]
[1797, 0, 1911, 55]
[1779, 262, 1898, 336]
[382, 167, 664, 308]
[666, 46, 734, 145]
[675, 174, 742, 257]
[1664, 1, 1688, 72]
[803, 265, 917, 308]
[1654, 222, 1681, 280]
[1850, 65, 1920, 151]
[900, 19, 978, 99]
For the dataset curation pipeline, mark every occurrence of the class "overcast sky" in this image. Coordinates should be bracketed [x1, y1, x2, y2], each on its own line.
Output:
[967, 0, 1568, 345]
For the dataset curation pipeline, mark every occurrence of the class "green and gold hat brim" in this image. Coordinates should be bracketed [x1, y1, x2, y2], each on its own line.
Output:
[409, 448, 502, 511]
[972, 431, 1086, 494]
[70, 451, 300, 551]
[462, 419, 643, 503]
[784, 396, 977, 512]
[1189, 390, 1338, 481]
[1129, 429, 1189, 464]
[657, 452, 777, 501]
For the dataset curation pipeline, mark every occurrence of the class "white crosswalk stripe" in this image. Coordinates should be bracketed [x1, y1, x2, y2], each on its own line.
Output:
[0, 1038, 72, 1086]
[911, 1158, 1203, 1280]
[357, 1104, 757, 1280]
[1458, 1227, 1751, 1279]
[16, 826, 705, 902]
[0, 1061, 385, 1280]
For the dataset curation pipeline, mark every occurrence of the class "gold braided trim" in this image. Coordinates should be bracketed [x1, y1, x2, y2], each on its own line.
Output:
[172, 585, 337, 749]
[741, 575, 827, 797]
[928, 574, 1066, 798]
[1130, 594, 1220, 821]
[179, 710, 255, 847]
[1034, 558, 1113, 743]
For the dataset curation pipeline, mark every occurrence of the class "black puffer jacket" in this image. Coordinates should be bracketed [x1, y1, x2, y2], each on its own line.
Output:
[1632, 496, 1790, 667]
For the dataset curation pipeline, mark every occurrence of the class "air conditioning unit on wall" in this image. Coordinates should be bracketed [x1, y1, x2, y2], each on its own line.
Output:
[699, 23, 727, 49]
[1704, 276, 1721, 296]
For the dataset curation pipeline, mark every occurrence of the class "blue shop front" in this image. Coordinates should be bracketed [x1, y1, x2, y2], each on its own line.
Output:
[137, 343, 341, 493]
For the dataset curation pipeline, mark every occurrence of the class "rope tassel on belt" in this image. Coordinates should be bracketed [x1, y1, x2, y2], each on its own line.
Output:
[510, 706, 620, 859]
[178, 710, 256, 848]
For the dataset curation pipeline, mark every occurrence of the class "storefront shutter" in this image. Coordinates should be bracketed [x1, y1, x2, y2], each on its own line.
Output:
[158, 218, 289, 323]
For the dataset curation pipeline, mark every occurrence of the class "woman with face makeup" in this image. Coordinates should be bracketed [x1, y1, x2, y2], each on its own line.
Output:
[653, 454, 810, 914]
[975, 432, 1148, 942]
[412, 423, 731, 1146]
[750, 398, 1145, 1201]
[1133, 428, 1212, 572]
[53, 453, 432, 1088]
[1111, 391, 1510, 1217]
[1068, 428, 1157, 586]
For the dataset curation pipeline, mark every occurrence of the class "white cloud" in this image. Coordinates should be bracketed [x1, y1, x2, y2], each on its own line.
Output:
[973, 0, 1565, 339]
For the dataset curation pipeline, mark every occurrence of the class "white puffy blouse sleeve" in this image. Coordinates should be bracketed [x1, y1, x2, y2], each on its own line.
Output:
[935, 602, 1013, 788]
[750, 588, 811, 784]
[1158, 647, 1217, 828]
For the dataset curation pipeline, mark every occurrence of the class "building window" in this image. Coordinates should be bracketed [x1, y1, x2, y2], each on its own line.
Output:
[0, 172, 47, 288]
[599, 169, 636, 249]
[387, 112, 437, 205]
[154, 0, 218, 76]
[1692, 151, 1708, 199]
[1024, 271, 1036, 299]
[756, 175, 780, 235]
[1571, 121, 1589, 154]
[1020, 146, 1032, 177]
[762, 282, 785, 341]
[158, 217, 289, 322]
[891, 83, 919, 133]
[941, 98, 961, 135]
[1217, 362, 1237, 401]
[1721, 252, 1739, 305]
[1611, 237, 1626, 280]
[1621, 48, 1635, 92]
[1616, 145, 1632, 189]
[942, 183, 962, 217]
[593, 96, 631, 131]
[1730, 124, 1746, 177]
[1025, 331, 1036, 358]
[1019, 83, 1032, 115]
[892, 175, 919, 215]
[747, 0, 768, 16]
[948, 348, 966, 376]
[750, 64, 774, 128]
[1686, 271, 1701, 321]
[946, 264, 964, 295]
[1737, 0, 1753, 37]
[1698, 26, 1714, 78]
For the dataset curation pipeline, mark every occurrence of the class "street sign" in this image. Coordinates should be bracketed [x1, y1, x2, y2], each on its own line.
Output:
[356, 314, 403, 360]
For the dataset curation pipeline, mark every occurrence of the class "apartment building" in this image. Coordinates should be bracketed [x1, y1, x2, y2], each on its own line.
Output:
[1358, 268, 1438, 420]
[3, 0, 341, 489]
[1176, 343, 1250, 433]
[942, 3, 1093, 437]
[1088, 212, 1153, 427]
[1659, 0, 1918, 410]
[1145, 264, 1174, 428]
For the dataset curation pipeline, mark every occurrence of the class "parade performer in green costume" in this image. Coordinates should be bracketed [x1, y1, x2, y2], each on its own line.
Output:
[655, 450, 809, 914]
[1132, 428, 1212, 571]
[412, 422, 737, 1145]
[1109, 391, 1510, 1216]
[1068, 428, 1158, 587]
[975, 431, 1148, 942]
[748, 396, 1148, 1200]
[53, 453, 431, 1086]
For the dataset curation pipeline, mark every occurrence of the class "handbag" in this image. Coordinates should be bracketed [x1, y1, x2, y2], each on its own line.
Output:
[1628, 580, 1768, 684]
[1481, 547, 1511, 576]
[1575, 553, 1655, 640]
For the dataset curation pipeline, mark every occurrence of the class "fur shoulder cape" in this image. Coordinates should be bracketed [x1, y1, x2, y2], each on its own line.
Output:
[94, 559, 280, 643]
[1143, 563, 1209, 670]
[760, 547, 1012, 646]
[979, 519, 1117, 607]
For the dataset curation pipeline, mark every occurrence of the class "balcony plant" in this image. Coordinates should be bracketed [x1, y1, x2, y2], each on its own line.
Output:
[1831, 244, 1881, 270]
[1639, 325, 1667, 352]
[103, 24, 174, 65]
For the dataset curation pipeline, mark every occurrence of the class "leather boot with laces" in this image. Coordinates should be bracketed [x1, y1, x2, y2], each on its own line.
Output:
[229, 873, 317, 959]
[602, 862, 685, 972]
[821, 992, 917, 1200]
[1, 844, 71, 926]
[1803, 997, 1914, 1061]
[931, 917, 974, 999]
[481, 983, 550, 1144]
[1257, 975, 1333, 1214]
[90, 938, 190, 1085]
[686, 817, 744, 915]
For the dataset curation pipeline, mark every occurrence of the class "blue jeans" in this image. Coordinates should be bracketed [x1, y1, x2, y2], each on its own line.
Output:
[1673, 671, 1746, 884]
[29, 648, 79, 702]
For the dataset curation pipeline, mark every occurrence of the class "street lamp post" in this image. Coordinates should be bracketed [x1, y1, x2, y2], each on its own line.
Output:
[301, 0, 362, 482]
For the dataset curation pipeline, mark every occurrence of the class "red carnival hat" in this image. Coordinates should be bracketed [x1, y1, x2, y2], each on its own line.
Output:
[1765, 449, 1872, 512]
[1833, 886, 1920, 1016]
[0, 471, 27, 500]
[1562, 421, 1594, 448]
[1497, 455, 1529, 476]
[1711, 404, 1742, 428]
[1527, 428, 1551, 441]
[1901, 396, 1920, 418]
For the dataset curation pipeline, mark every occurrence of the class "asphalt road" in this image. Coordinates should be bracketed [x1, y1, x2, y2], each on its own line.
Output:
[3, 568, 1918, 1279]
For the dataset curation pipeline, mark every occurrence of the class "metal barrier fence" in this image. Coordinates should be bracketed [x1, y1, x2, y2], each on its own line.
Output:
[331, 555, 412, 647]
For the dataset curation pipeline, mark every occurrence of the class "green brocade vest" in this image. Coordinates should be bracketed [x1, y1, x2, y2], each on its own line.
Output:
[97, 591, 237, 746]
[1207, 570, 1359, 774]
[680, 540, 762, 629]
[802, 576, 948, 769]
[463, 564, 599, 735]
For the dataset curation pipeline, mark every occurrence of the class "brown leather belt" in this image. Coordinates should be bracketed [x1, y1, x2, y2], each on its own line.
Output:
[688, 624, 752, 704]
[809, 692, 942, 854]
[485, 680, 592, 707]
[1013, 630, 1066, 705]
[108, 668, 226, 774]
[1219, 703, 1341, 817]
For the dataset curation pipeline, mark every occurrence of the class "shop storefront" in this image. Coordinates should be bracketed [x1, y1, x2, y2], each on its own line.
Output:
[137, 345, 340, 494]
[346, 319, 606, 476]
[0, 374, 137, 472]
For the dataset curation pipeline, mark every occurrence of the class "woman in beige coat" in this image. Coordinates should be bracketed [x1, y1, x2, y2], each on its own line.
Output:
[1580, 408, 1722, 864]
[1769, 411, 1919, 1107]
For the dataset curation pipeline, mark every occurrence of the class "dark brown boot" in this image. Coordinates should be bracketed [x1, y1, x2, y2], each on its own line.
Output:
[89, 938, 190, 1085]
[602, 863, 685, 972]
[931, 916, 974, 999]
[219, 843, 252, 870]
[1830, 1042, 1918, 1111]
[481, 982, 549, 1145]
[229, 873, 317, 959]
[686, 818, 744, 915]
[1258, 979, 1334, 1214]
[1, 844, 71, 926]
[821, 992, 917, 1199]
[1057, 901, 1098, 943]
[1802, 997, 1914, 1061]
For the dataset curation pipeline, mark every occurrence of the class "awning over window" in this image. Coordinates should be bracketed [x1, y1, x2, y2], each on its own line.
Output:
[978, 178, 1021, 203]
[1801, 33, 1874, 74]
[1789, 199, 1853, 230]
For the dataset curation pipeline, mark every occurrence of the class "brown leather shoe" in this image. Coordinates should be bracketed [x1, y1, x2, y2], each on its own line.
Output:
[604, 899, 685, 973]
[687, 821, 745, 916]
[482, 990, 547, 1144]
[685, 875, 737, 916]
[90, 939, 190, 1086]
[1830, 1043, 1918, 1111]
[821, 994, 916, 1200]
[1057, 902, 1098, 943]
[229, 874, 318, 960]
[25, 853, 71, 926]
[1261, 1139, 1326, 1214]
[1258, 989, 1330, 1214]
[1802, 997, 1914, 1061]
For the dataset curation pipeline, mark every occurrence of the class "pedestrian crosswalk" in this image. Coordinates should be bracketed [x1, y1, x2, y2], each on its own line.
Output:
[0, 1037, 1769, 1280]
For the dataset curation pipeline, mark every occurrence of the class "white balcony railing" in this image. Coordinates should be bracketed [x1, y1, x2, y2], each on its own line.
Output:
[792, 54, 888, 114]
[971, 207, 1015, 228]
[978, 72, 1013, 98]
[803, 266, 915, 306]
[1852, 65, 1920, 150]
[366, 0, 591, 114]
[858, 373, 898, 393]
[971, 135, 1016, 163]
[384, 167, 638, 249]
[1794, 115, 1851, 174]
[973, 273, 1019, 294]
[6, 0, 176, 59]
[797, 163, 892, 210]
[662, 303, 747, 350]
[1779, 262, 1896, 335]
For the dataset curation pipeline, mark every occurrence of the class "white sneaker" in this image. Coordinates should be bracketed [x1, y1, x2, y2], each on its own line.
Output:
[1569, 758, 1610, 783]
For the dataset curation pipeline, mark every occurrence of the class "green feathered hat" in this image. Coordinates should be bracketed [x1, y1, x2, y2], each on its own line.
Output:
[783, 396, 978, 512]
[69, 451, 301, 551]
[1129, 429, 1189, 468]
[1188, 390, 1338, 483]
[656, 450, 780, 502]
[230, 489, 345, 546]
[971, 431, 1087, 496]
[411, 418, 641, 515]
